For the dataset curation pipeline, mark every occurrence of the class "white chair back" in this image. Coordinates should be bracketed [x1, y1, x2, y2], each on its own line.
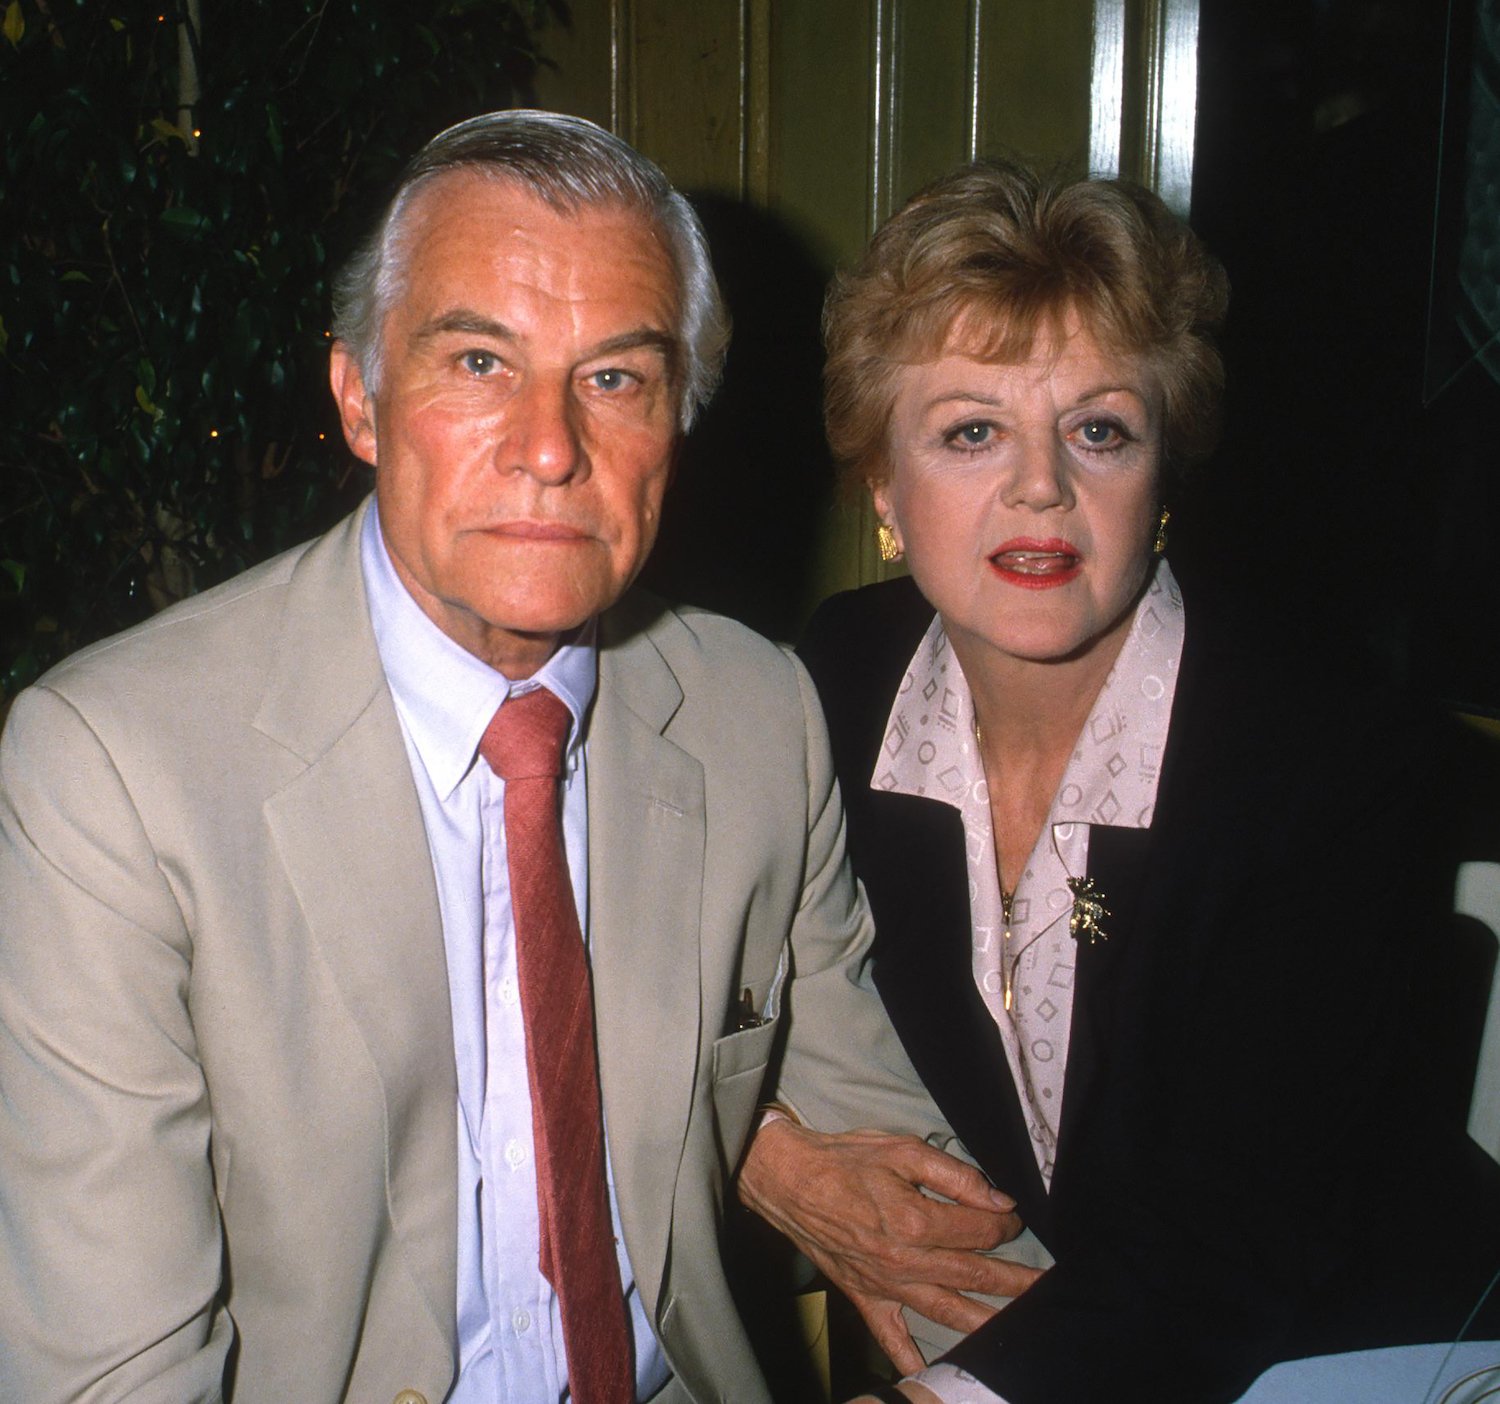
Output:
[1457, 860, 1500, 1164]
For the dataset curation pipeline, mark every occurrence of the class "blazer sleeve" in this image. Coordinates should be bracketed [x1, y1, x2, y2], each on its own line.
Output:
[0, 684, 230, 1401]
[764, 650, 961, 1147]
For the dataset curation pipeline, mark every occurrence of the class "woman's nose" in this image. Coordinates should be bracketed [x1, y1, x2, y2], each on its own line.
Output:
[999, 435, 1074, 511]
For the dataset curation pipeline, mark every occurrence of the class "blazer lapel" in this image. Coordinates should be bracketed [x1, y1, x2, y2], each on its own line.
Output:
[1055, 614, 1209, 1185]
[1055, 824, 1150, 1175]
[863, 791, 1053, 1221]
[587, 596, 706, 1318]
[253, 505, 458, 1353]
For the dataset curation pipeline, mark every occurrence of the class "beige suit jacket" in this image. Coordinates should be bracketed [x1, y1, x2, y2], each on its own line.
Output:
[0, 504, 950, 1404]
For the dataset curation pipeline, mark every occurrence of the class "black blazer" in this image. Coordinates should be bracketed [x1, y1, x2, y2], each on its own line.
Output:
[800, 575, 1500, 1404]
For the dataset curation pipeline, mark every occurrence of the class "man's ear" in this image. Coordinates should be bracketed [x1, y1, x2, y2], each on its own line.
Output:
[329, 342, 378, 467]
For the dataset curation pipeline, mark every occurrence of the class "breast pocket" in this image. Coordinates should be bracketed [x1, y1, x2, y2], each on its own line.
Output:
[708, 1019, 781, 1175]
[708, 940, 790, 1172]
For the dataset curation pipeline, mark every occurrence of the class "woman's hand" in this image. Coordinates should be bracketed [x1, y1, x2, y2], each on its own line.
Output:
[738, 1118, 1044, 1373]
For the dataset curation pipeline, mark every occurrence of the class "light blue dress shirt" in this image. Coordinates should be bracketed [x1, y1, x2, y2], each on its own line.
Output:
[361, 508, 669, 1403]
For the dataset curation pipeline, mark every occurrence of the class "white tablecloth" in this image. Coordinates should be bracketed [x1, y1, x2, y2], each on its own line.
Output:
[1235, 1340, 1500, 1403]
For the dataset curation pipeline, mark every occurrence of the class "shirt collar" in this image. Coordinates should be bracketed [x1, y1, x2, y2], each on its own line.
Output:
[873, 622, 977, 802]
[1051, 558, 1183, 829]
[360, 500, 597, 801]
[877, 558, 1185, 831]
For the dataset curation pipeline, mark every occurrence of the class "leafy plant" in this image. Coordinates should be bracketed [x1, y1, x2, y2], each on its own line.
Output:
[0, 0, 562, 699]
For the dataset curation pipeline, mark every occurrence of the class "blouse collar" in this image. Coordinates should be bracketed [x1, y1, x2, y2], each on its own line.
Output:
[874, 557, 1186, 833]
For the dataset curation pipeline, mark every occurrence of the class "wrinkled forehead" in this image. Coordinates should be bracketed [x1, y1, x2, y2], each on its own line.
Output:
[392, 167, 675, 281]
[380, 170, 684, 356]
[387, 167, 665, 283]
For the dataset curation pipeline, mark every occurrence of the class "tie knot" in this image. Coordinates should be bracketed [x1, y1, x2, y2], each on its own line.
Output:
[479, 687, 572, 782]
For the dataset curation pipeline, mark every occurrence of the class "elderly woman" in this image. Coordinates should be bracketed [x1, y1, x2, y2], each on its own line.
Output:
[741, 159, 1500, 1403]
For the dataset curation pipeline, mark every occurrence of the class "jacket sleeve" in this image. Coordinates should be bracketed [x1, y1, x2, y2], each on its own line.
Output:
[766, 650, 961, 1146]
[0, 684, 230, 1402]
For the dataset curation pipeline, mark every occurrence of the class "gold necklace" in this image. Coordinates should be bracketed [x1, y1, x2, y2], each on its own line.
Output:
[980, 709, 1029, 1011]
[976, 708, 1110, 1014]
[999, 883, 1019, 1011]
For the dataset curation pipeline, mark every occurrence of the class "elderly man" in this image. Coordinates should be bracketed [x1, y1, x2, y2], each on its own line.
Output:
[0, 112, 1036, 1404]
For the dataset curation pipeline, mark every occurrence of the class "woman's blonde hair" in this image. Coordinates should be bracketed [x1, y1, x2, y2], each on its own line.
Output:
[823, 159, 1229, 487]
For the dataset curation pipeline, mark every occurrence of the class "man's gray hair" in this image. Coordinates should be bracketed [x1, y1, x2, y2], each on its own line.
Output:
[331, 109, 730, 430]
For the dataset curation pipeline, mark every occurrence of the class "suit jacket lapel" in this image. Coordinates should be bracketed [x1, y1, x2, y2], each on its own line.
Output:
[868, 796, 1154, 1227]
[1055, 824, 1150, 1178]
[803, 584, 1055, 1219]
[253, 504, 458, 1352]
[864, 791, 1054, 1221]
[587, 595, 706, 1318]
[1055, 612, 1208, 1185]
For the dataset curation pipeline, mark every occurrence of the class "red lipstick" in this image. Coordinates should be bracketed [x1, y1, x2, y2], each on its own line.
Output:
[988, 537, 1081, 589]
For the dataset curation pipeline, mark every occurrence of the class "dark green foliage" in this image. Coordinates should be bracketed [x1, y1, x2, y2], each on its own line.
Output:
[0, 0, 561, 696]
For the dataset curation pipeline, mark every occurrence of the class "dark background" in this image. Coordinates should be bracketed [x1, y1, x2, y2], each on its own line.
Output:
[1184, 0, 1499, 714]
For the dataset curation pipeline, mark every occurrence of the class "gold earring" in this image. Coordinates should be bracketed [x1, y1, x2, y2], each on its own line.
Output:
[875, 522, 902, 563]
[1153, 506, 1171, 556]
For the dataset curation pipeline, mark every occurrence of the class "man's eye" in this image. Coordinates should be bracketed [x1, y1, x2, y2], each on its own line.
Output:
[589, 368, 633, 392]
[460, 350, 500, 376]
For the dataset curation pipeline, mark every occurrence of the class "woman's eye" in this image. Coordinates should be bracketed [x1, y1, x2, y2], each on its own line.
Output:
[946, 421, 993, 448]
[460, 350, 500, 376]
[1075, 418, 1126, 449]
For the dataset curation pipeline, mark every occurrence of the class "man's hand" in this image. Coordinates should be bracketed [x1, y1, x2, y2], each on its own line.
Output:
[738, 1118, 1044, 1374]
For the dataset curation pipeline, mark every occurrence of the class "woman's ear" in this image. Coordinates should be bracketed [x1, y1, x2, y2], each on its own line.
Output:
[871, 480, 901, 550]
[871, 479, 904, 562]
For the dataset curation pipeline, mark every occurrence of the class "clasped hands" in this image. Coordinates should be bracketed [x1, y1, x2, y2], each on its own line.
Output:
[737, 1118, 1043, 1385]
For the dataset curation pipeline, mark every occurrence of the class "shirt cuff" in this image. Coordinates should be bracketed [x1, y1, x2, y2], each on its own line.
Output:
[909, 1362, 1010, 1404]
[755, 1100, 804, 1131]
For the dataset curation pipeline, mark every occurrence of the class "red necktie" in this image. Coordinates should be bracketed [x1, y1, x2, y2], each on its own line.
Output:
[479, 687, 634, 1404]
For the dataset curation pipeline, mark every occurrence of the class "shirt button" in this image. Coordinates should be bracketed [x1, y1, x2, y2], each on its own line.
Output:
[499, 976, 519, 1006]
[513, 1308, 532, 1334]
[393, 1392, 428, 1404]
[504, 1138, 526, 1169]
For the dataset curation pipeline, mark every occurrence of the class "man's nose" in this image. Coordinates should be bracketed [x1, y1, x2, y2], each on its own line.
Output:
[502, 376, 586, 484]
